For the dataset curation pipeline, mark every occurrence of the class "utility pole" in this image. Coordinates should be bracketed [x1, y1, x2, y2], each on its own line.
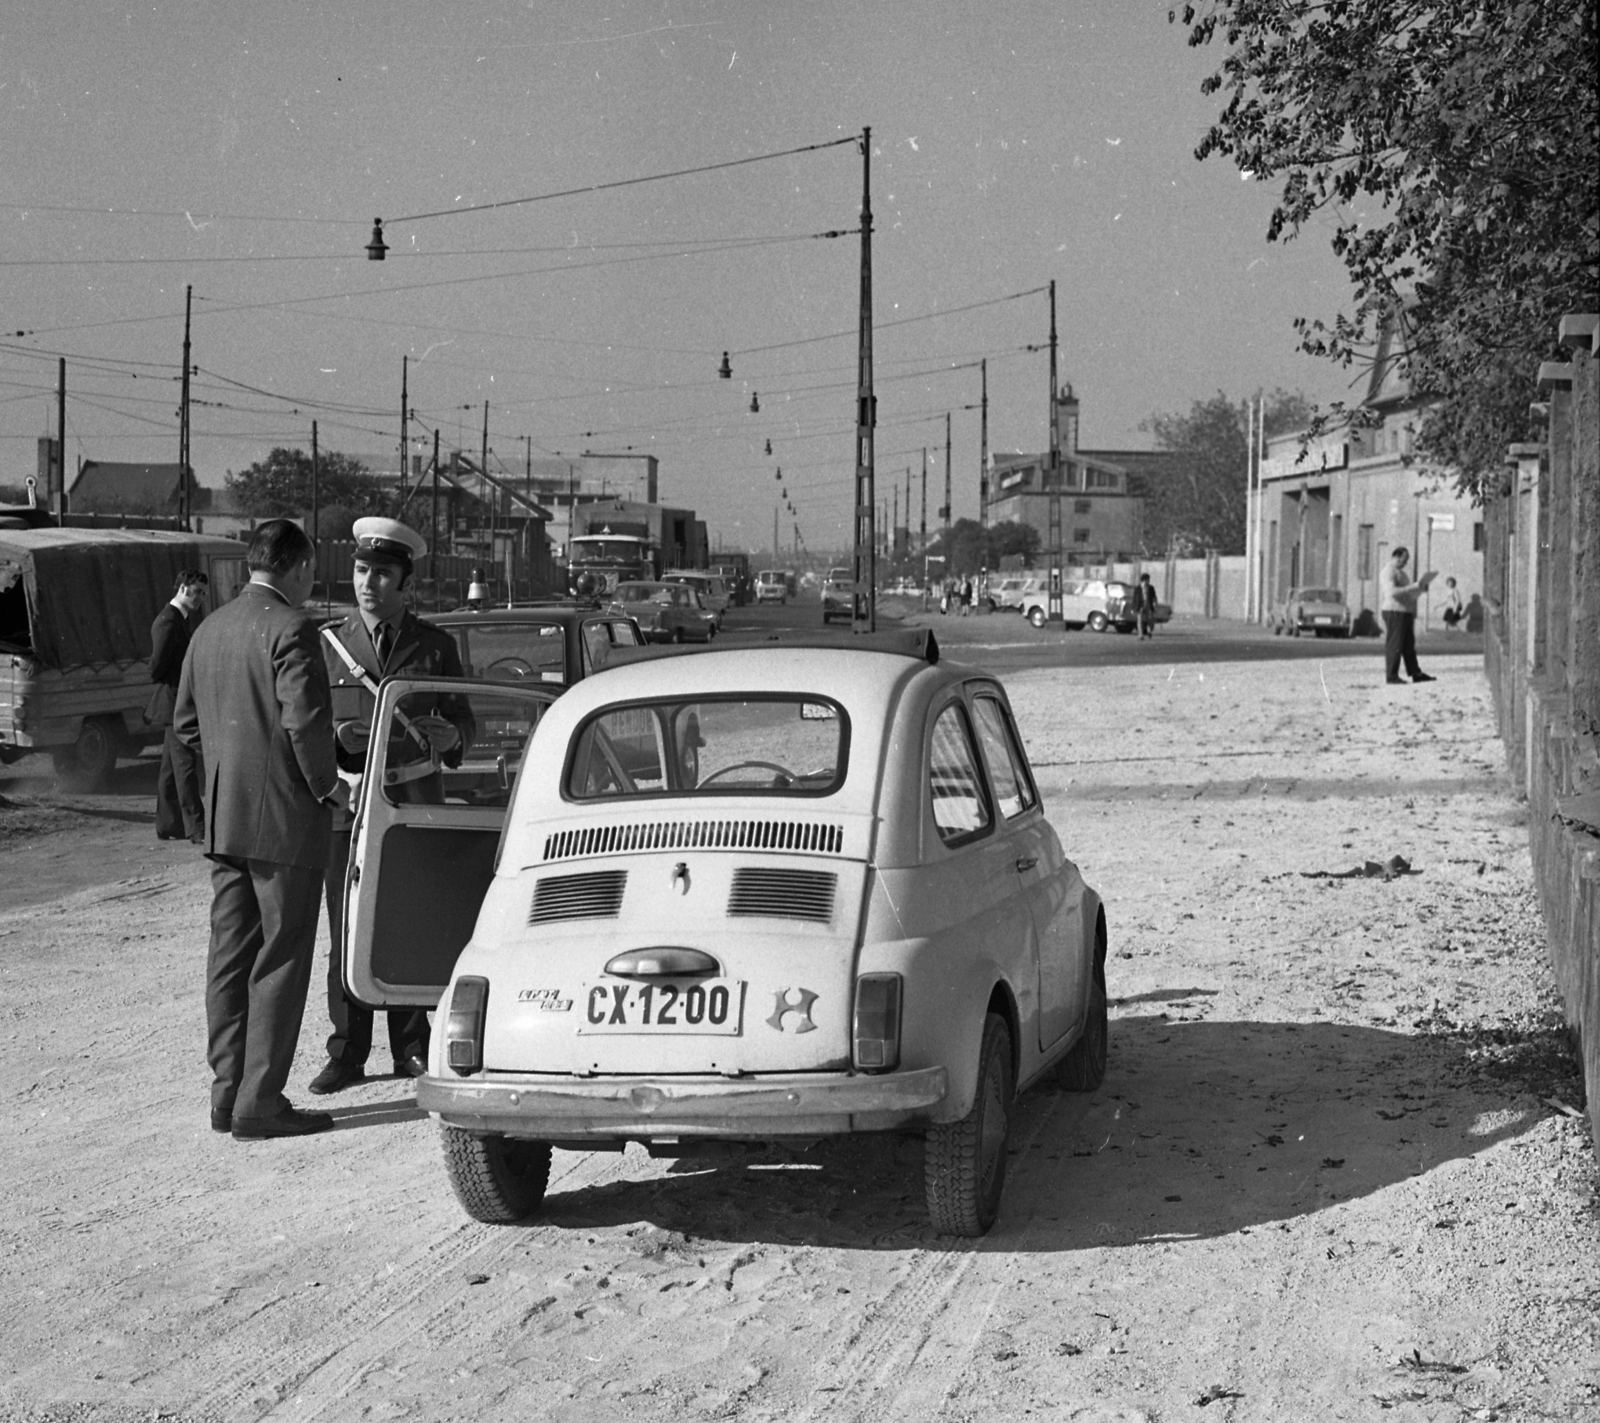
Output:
[310, 421, 321, 607]
[979, 358, 989, 529]
[920, 446, 928, 608]
[399, 355, 409, 499]
[943, 412, 952, 593]
[179, 284, 192, 530]
[55, 357, 66, 525]
[430, 429, 441, 561]
[482, 401, 492, 577]
[773, 469, 781, 565]
[851, 125, 876, 634]
[1046, 279, 1062, 625]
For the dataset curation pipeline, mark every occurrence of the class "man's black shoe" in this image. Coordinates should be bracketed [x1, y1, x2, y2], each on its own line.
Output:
[308, 1059, 366, 1095]
[1411, 673, 1436, 683]
[1386, 677, 1405, 685]
[210, 1107, 233, 1133]
[396, 1053, 429, 1079]
[231, 1105, 335, 1140]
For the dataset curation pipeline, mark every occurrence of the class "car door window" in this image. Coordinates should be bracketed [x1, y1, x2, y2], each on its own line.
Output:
[928, 703, 993, 845]
[377, 685, 546, 809]
[972, 695, 1037, 819]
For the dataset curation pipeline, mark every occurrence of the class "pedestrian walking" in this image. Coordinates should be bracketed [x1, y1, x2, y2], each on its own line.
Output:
[147, 568, 208, 841]
[959, 576, 973, 617]
[1133, 572, 1158, 640]
[1379, 546, 1437, 684]
[1441, 577, 1465, 630]
[174, 519, 346, 1140]
[308, 518, 472, 1096]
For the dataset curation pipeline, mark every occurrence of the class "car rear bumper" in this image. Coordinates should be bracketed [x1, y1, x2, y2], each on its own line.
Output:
[418, 1065, 949, 1139]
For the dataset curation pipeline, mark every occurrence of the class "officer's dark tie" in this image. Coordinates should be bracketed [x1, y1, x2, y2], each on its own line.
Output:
[374, 621, 393, 668]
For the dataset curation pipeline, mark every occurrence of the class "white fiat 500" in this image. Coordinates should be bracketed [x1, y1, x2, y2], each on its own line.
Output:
[342, 631, 1107, 1237]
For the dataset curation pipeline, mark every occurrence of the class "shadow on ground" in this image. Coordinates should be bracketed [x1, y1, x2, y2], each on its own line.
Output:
[531, 1015, 1554, 1251]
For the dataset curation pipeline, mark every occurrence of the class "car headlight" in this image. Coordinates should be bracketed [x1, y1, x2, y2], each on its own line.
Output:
[445, 976, 489, 1075]
[853, 973, 902, 1072]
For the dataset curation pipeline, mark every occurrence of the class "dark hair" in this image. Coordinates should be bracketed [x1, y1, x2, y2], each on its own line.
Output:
[174, 567, 209, 592]
[247, 519, 314, 573]
[1392, 545, 1409, 561]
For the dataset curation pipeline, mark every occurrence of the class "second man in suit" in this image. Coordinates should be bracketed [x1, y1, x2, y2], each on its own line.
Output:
[148, 568, 209, 841]
[309, 517, 471, 1095]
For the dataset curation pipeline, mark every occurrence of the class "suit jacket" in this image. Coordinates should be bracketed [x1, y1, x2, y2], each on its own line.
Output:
[322, 607, 470, 829]
[145, 602, 200, 728]
[174, 582, 339, 869]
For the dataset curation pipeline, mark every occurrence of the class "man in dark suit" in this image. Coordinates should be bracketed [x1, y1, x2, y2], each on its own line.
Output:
[174, 520, 347, 1140]
[309, 517, 472, 1095]
[148, 568, 208, 841]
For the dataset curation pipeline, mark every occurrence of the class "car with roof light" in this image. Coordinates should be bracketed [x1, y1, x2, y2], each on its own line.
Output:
[605, 580, 717, 643]
[339, 629, 1109, 1238]
[428, 603, 648, 688]
[1273, 586, 1352, 638]
[662, 570, 731, 626]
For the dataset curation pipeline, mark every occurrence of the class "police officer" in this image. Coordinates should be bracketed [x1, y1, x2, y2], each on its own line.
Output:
[308, 517, 470, 1095]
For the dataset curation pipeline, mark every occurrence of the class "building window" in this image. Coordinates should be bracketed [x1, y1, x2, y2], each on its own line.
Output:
[1074, 499, 1091, 514]
[1473, 521, 1484, 552]
[1086, 471, 1119, 490]
[1357, 524, 1374, 581]
[1073, 528, 1091, 544]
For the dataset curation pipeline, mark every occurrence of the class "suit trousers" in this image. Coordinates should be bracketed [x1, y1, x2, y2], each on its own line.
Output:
[1382, 610, 1423, 681]
[156, 727, 205, 840]
[323, 830, 431, 1068]
[206, 855, 323, 1119]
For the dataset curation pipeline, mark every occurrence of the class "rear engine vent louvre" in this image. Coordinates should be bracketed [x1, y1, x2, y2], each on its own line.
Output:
[727, 867, 837, 923]
[529, 870, 627, 924]
[543, 819, 844, 862]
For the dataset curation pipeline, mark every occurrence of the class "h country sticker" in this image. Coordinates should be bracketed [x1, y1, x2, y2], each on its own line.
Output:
[766, 987, 818, 1034]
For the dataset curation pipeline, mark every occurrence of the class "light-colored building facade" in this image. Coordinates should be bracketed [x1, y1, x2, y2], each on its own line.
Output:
[1252, 329, 1483, 630]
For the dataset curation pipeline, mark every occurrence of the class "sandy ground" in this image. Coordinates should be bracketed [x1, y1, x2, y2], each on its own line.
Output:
[1, 647, 1595, 1423]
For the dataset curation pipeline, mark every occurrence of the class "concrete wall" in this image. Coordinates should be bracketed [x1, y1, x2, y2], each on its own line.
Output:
[1483, 314, 1600, 1156]
[1075, 555, 1248, 618]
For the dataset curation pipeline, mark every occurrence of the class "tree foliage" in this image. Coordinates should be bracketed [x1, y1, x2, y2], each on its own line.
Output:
[224, 447, 388, 520]
[1176, 1, 1599, 491]
[925, 519, 1040, 577]
[1141, 389, 1310, 555]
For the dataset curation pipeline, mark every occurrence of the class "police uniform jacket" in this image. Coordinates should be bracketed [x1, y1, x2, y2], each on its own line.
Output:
[173, 583, 339, 869]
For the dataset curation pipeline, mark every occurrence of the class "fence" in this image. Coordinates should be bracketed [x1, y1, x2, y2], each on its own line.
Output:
[1481, 312, 1600, 1154]
[309, 537, 558, 613]
[1069, 554, 1248, 619]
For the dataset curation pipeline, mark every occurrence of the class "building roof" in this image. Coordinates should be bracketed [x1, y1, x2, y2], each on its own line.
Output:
[68, 461, 204, 511]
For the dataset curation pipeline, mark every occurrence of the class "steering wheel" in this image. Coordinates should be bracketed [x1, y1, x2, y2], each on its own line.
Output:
[700, 759, 795, 787]
[483, 656, 537, 681]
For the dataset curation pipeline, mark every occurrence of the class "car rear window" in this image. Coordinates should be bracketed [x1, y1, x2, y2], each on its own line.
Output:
[454, 623, 566, 683]
[566, 695, 848, 800]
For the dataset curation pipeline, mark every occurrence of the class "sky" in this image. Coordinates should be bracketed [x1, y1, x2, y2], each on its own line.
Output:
[1, 1, 1359, 554]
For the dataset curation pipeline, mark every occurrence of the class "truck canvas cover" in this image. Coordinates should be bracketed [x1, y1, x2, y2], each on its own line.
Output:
[0, 528, 221, 669]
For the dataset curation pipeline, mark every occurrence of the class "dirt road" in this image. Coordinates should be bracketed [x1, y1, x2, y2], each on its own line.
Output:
[2, 648, 1595, 1422]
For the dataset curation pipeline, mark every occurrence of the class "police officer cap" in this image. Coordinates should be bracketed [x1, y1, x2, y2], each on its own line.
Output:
[352, 517, 427, 568]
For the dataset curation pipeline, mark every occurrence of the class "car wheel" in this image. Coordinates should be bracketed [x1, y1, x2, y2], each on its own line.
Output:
[440, 1127, 552, 1224]
[56, 716, 118, 790]
[705, 623, 717, 641]
[1114, 623, 1134, 635]
[1027, 606, 1045, 629]
[985, 598, 997, 612]
[1056, 936, 1108, 1091]
[671, 626, 685, 644]
[925, 1012, 1013, 1237]
[1087, 611, 1109, 633]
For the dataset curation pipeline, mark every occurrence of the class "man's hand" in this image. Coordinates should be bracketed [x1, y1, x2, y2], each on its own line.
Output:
[325, 780, 352, 813]
[336, 720, 372, 754]
[410, 714, 462, 755]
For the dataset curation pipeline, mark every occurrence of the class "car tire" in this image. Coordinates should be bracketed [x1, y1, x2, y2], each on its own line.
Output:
[705, 623, 717, 641]
[1087, 611, 1109, 633]
[55, 715, 119, 790]
[1056, 937, 1108, 1092]
[1114, 623, 1134, 635]
[1027, 606, 1045, 629]
[925, 1012, 1013, 1237]
[670, 627, 685, 644]
[440, 1127, 552, 1224]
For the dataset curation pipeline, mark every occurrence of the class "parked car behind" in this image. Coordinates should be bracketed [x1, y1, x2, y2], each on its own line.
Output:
[662, 571, 730, 626]
[1273, 586, 1353, 638]
[821, 567, 853, 623]
[988, 575, 1042, 613]
[339, 631, 1108, 1238]
[430, 603, 647, 687]
[1018, 578, 1171, 633]
[606, 581, 716, 643]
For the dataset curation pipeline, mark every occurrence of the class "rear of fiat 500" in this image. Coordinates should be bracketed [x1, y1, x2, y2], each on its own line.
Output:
[417, 646, 953, 1223]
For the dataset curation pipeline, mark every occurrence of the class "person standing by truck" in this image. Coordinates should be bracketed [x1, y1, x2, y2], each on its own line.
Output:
[147, 568, 208, 842]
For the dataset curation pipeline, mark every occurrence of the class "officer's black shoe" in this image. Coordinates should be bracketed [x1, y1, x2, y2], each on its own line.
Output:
[308, 1059, 366, 1095]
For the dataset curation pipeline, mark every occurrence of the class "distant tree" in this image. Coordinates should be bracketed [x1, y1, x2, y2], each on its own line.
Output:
[988, 520, 1041, 564]
[926, 519, 1042, 577]
[1140, 389, 1310, 555]
[225, 448, 388, 520]
[1175, 1, 1599, 493]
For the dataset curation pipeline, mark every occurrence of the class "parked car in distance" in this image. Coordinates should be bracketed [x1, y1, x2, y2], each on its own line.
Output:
[708, 558, 751, 607]
[1018, 578, 1171, 633]
[1274, 586, 1352, 638]
[606, 581, 717, 643]
[1102, 580, 1173, 635]
[430, 603, 647, 687]
[340, 631, 1108, 1238]
[988, 575, 1042, 613]
[821, 568, 854, 623]
[754, 569, 789, 604]
[662, 571, 730, 625]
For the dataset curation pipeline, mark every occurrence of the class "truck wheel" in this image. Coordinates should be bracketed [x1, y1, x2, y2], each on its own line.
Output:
[1027, 606, 1045, 629]
[925, 1013, 1013, 1237]
[1087, 611, 1109, 633]
[440, 1127, 551, 1224]
[57, 716, 119, 790]
[1057, 937, 1108, 1091]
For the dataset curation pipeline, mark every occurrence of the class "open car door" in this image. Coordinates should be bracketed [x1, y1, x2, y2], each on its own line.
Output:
[343, 676, 558, 1010]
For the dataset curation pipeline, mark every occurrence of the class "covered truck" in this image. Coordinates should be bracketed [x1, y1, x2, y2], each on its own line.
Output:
[0, 527, 249, 784]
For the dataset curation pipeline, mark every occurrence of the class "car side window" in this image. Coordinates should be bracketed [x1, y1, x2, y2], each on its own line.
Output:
[928, 703, 993, 845]
[972, 695, 1037, 819]
[581, 621, 611, 675]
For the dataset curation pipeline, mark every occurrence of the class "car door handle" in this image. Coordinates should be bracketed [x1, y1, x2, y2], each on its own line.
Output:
[1015, 856, 1037, 873]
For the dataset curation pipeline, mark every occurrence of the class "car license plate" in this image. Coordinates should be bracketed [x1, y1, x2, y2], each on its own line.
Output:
[575, 979, 745, 1036]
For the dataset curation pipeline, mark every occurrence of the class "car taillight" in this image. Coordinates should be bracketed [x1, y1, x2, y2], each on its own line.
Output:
[853, 973, 902, 1072]
[445, 976, 489, 1075]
